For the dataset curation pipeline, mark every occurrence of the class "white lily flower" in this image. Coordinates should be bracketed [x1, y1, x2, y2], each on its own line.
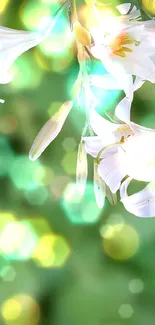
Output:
[83, 97, 133, 193]
[0, 26, 44, 84]
[83, 90, 155, 216]
[88, 2, 155, 98]
[76, 140, 88, 196]
[29, 101, 73, 161]
[0, 1, 65, 85]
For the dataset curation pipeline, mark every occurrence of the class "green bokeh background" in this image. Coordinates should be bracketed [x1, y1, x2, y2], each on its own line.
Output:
[0, 0, 155, 324]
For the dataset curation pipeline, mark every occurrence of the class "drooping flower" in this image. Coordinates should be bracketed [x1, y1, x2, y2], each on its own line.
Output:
[83, 86, 155, 216]
[88, 2, 155, 99]
[29, 101, 73, 161]
[0, 1, 66, 84]
[0, 26, 44, 84]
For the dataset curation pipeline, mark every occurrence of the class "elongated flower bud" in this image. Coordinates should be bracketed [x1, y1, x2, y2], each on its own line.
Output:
[29, 101, 73, 161]
[73, 21, 91, 46]
[76, 141, 88, 196]
[105, 184, 117, 206]
[94, 161, 105, 209]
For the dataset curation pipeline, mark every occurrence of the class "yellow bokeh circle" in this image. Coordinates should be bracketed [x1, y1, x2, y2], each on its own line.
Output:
[102, 224, 140, 261]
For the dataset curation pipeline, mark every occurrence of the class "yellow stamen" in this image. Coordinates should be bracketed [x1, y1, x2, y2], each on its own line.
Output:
[113, 50, 126, 57]
[121, 46, 133, 53]
[121, 39, 134, 45]
[109, 32, 134, 58]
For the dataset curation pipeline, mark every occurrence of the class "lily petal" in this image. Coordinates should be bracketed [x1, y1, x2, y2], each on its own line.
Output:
[100, 57, 134, 99]
[116, 3, 131, 15]
[90, 73, 122, 90]
[134, 77, 145, 91]
[123, 54, 155, 83]
[0, 72, 14, 84]
[116, 3, 139, 16]
[90, 107, 118, 140]
[98, 147, 126, 193]
[130, 121, 155, 136]
[120, 178, 155, 217]
[0, 27, 42, 79]
[121, 134, 155, 182]
[83, 136, 106, 158]
[115, 96, 132, 123]
[29, 101, 73, 161]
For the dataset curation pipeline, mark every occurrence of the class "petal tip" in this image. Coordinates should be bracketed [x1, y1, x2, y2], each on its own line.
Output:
[29, 150, 39, 162]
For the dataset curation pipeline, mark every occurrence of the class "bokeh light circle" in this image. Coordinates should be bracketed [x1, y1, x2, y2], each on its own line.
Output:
[102, 224, 140, 260]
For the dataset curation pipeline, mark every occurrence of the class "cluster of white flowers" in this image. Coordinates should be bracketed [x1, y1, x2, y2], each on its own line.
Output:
[1, 1, 155, 217]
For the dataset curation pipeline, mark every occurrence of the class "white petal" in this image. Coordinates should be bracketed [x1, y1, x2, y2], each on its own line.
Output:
[121, 134, 155, 182]
[100, 57, 134, 98]
[130, 121, 155, 136]
[134, 39, 155, 56]
[0, 27, 42, 78]
[116, 3, 131, 15]
[123, 55, 155, 83]
[127, 9, 141, 19]
[115, 97, 132, 123]
[127, 25, 144, 42]
[0, 99, 5, 103]
[83, 136, 106, 158]
[120, 178, 155, 217]
[0, 72, 14, 84]
[29, 101, 73, 161]
[90, 107, 118, 140]
[134, 77, 145, 91]
[98, 147, 126, 193]
[116, 3, 139, 16]
[90, 26, 105, 45]
[90, 73, 122, 90]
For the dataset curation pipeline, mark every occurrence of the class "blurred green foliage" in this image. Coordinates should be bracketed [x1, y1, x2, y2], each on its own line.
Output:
[0, 1, 155, 325]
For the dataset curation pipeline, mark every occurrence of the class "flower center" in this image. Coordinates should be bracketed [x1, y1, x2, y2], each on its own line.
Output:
[115, 124, 133, 139]
[109, 33, 134, 57]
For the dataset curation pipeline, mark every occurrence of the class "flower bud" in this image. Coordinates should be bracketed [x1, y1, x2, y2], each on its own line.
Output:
[73, 21, 91, 46]
[76, 141, 88, 196]
[29, 101, 73, 161]
[94, 161, 105, 208]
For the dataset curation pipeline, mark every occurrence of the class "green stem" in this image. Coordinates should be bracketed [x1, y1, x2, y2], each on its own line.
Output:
[96, 141, 123, 163]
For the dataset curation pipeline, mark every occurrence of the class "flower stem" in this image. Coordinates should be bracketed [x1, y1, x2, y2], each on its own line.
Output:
[96, 141, 123, 163]
[72, 0, 78, 22]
